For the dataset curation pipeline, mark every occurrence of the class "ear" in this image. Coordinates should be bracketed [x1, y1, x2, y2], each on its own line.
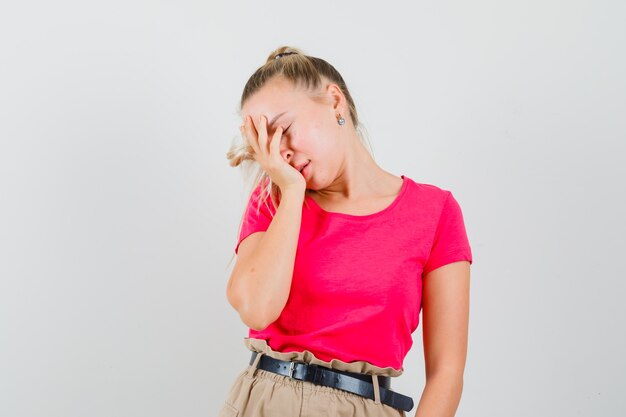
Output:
[325, 83, 345, 113]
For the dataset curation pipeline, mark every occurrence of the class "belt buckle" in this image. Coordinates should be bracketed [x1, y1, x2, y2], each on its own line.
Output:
[288, 361, 297, 378]
[288, 360, 312, 379]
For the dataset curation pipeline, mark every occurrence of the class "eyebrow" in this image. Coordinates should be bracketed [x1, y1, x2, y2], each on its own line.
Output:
[268, 111, 288, 130]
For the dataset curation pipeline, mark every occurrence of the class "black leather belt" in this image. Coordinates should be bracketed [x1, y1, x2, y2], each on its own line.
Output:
[249, 351, 414, 412]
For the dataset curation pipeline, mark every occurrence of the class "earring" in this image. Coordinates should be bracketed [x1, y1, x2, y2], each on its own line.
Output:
[337, 113, 345, 126]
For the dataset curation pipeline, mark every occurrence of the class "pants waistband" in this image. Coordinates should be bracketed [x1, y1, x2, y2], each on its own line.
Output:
[246, 351, 415, 412]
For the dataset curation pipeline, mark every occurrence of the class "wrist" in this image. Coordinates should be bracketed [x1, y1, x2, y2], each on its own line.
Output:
[280, 185, 305, 200]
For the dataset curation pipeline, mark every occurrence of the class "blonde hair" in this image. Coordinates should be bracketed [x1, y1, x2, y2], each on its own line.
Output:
[225, 45, 374, 265]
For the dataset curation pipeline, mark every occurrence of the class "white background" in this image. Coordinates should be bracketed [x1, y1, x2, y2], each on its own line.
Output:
[1, 1, 625, 416]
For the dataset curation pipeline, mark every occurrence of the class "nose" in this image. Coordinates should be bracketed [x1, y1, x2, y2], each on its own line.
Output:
[281, 149, 293, 164]
[279, 140, 293, 161]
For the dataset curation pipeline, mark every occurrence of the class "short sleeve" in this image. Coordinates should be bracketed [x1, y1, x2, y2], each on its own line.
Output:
[423, 191, 473, 275]
[234, 183, 277, 255]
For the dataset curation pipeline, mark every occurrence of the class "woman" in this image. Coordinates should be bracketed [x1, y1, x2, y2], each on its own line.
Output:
[222, 46, 473, 417]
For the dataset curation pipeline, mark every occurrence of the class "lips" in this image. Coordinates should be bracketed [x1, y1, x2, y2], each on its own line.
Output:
[296, 161, 310, 173]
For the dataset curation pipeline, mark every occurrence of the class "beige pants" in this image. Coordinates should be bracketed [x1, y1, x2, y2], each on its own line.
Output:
[218, 338, 407, 417]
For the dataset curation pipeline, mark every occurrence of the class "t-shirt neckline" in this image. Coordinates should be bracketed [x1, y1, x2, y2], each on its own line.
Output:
[304, 175, 408, 220]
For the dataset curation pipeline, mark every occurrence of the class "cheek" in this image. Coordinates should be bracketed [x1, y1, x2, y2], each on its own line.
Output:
[290, 122, 332, 157]
[295, 123, 322, 148]
[286, 129, 307, 151]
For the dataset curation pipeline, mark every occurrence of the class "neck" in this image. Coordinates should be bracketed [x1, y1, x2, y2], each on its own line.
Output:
[309, 129, 397, 201]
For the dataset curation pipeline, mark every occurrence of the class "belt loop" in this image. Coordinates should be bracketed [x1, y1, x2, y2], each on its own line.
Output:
[372, 374, 381, 405]
[246, 351, 264, 378]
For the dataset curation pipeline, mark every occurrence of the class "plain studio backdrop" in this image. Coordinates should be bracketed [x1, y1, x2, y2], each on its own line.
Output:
[1, 1, 624, 416]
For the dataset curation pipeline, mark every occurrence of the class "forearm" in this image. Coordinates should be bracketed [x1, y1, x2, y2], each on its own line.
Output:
[414, 372, 464, 417]
[231, 188, 304, 329]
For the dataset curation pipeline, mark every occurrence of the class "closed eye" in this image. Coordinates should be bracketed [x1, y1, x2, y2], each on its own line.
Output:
[278, 125, 291, 137]
[271, 123, 291, 138]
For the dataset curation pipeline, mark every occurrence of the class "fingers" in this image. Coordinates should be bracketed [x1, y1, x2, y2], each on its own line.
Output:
[243, 114, 272, 157]
[255, 115, 269, 154]
[269, 125, 283, 159]
[241, 114, 289, 178]
[241, 115, 260, 156]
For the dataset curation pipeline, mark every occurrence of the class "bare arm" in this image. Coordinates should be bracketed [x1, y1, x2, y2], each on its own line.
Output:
[226, 187, 304, 331]
[414, 260, 471, 417]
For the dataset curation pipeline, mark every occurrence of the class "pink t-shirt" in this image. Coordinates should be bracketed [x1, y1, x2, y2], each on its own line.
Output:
[234, 174, 473, 372]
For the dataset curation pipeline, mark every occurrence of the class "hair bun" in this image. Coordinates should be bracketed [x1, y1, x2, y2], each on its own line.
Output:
[274, 51, 298, 60]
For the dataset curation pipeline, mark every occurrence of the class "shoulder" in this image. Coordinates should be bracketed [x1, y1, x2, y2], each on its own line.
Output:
[403, 176, 452, 206]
